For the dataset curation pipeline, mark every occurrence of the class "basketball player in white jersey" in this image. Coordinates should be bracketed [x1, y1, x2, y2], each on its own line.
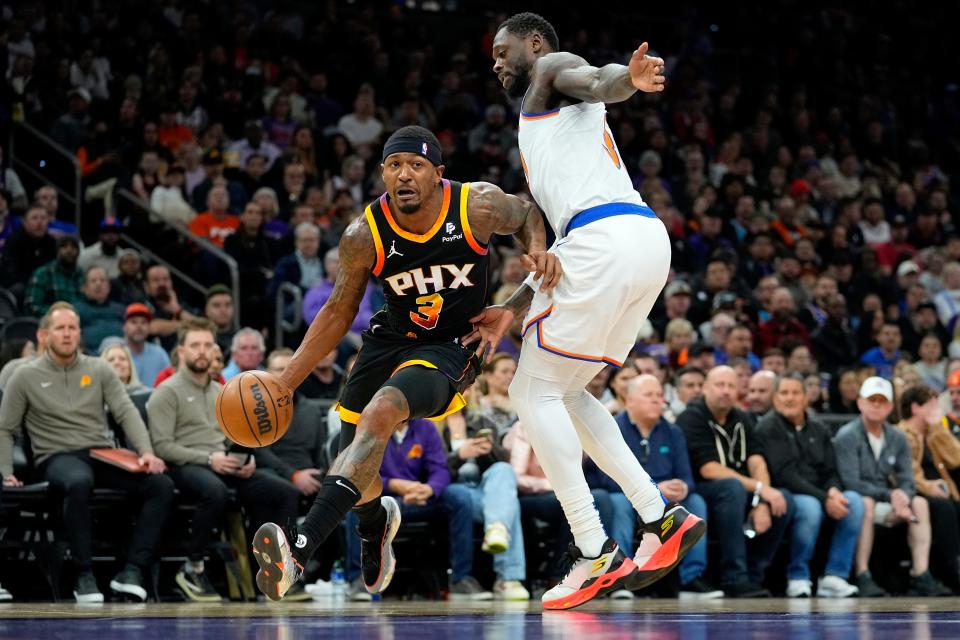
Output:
[468, 13, 705, 609]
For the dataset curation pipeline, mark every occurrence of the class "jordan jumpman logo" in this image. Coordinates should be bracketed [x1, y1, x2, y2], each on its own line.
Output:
[387, 240, 404, 259]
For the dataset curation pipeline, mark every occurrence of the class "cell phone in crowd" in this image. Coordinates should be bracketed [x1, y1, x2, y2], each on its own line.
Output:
[476, 428, 493, 441]
[228, 452, 251, 465]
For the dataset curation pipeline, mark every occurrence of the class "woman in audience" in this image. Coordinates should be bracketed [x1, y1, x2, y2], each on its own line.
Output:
[604, 364, 640, 414]
[664, 318, 696, 370]
[916, 332, 949, 392]
[101, 342, 147, 393]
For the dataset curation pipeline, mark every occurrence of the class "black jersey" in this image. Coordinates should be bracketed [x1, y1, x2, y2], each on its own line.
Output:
[364, 179, 490, 342]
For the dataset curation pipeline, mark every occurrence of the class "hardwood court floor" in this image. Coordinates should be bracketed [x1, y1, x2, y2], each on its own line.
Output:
[1, 598, 958, 638]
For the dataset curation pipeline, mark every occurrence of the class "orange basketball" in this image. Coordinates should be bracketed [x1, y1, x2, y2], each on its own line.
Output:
[216, 371, 293, 448]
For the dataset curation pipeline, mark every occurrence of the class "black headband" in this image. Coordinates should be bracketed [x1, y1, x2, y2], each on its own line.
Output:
[381, 136, 443, 166]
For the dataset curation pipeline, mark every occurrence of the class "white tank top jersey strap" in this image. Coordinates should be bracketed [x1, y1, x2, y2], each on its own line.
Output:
[517, 98, 671, 369]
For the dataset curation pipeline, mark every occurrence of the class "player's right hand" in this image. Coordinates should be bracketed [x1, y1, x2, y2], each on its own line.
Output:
[465, 305, 514, 362]
[2, 474, 22, 487]
[522, 250, 562, 293]
[210, 451, 241, 475]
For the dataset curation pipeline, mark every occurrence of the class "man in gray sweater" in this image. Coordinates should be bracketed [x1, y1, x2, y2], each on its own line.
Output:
[0, 301, 173, 603]
[834, 376, 950, 597]
[146, 317, 302, 601]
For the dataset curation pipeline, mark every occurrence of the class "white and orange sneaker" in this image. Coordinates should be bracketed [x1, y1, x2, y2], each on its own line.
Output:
[542, 538, 638, 610]
[252, 522, 304, 601]
[628, 502, 706, 592]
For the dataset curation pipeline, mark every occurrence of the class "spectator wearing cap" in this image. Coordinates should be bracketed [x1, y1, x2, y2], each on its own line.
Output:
[203, 285, 237, 355]
[24, 235, 84, 317]
[228, 120, 282, 172]
[78, 217, 124, 278]
[860, 321, 904, 379]
[1, 204, 56, 293]
[875, 216, 917, 271]
[190, 148, 247, 214]
[789, 179, 819, 225]
[770, 196, 807, 249]
[109, 249, 147, 306]
[834, 377, 951, 597]
[811, 293, 858, 375]
[651, 280, 692, 340]
[757, 287, 811, 354]
[188, 185, 239, 248]
[74, 266, 125, 352]
[933, 262, 960, 330]
[121, 302, 170, 388]
[150, 163, 196, 226]
[689, 342, 717, 372]
[687, 210, 735, 272]
[756, 372, 863, 598]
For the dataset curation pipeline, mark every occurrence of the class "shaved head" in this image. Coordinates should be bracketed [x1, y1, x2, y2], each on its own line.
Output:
[703, 366, 738, 418]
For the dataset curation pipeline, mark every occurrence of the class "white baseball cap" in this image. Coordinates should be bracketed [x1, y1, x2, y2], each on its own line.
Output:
[859, 376, 893, 402]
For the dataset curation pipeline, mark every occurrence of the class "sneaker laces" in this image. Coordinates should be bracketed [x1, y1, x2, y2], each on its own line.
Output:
[558, 544, 585, 579]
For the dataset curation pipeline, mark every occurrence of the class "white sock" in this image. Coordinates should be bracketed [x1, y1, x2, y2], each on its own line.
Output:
[564, 388, 665, 524]
[510, 363, 607, 558]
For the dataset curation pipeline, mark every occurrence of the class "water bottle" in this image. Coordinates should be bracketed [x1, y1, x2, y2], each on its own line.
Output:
[331, 560, 346, 600]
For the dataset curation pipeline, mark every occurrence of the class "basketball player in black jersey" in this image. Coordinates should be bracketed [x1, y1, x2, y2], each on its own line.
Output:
[251, 126, 560, 600]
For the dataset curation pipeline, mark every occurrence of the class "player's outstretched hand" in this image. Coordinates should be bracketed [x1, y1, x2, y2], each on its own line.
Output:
[464, 305, 515, 362]
[629, 42, 665, 93]
[522, 250, 562, 293]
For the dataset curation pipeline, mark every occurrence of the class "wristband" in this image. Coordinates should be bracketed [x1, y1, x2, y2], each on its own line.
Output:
[451, 438, 466, 453]
[752, 481, 762, 508]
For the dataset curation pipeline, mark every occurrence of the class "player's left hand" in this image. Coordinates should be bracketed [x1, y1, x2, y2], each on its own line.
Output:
[629, 42, 665, 93]
[464, 305, 514, 362]
[522, 250, 562, 293]
[139, 452, 167, 474]
[235, 457, 257, 479]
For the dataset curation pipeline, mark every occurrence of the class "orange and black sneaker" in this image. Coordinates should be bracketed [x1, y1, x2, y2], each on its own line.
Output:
[542, 538, 638, 610]
[627, 502, 706, 592]
[252, 522, 304, 601]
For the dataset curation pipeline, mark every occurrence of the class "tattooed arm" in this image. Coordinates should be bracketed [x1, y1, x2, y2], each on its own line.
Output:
[278, 216, 375, 392]
[466, 181, 561, 291]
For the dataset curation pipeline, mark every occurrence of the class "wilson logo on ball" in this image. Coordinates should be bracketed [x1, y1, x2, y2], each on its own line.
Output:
[249, 382, 273, 435]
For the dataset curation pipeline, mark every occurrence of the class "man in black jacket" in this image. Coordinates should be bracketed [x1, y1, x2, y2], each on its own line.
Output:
[677, 365, 793, 597]
[811, 294, 858, 375]
[756, 372, 863, 597]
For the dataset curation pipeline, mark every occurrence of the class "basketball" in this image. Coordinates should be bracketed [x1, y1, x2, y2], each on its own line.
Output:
[216, 371, 294, 448]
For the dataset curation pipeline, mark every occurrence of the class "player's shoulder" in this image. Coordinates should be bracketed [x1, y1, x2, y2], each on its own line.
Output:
[338, 214, 377, 267]
[534, 51, 590, 78]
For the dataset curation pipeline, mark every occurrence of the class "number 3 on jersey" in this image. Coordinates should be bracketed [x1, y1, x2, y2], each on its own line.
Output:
[411, 293, 444, 330]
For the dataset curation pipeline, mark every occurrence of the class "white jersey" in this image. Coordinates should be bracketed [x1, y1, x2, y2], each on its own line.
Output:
[518, 100, 646, 236]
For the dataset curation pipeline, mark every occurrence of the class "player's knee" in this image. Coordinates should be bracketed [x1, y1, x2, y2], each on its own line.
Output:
[360, 387, 410, 436]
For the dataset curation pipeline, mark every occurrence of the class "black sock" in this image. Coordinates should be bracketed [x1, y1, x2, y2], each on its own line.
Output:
[353, 498, 387, 538]
[294, 475, 361, 565]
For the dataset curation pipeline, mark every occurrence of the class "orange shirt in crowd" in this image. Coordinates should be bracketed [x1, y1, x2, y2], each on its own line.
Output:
[188, 211, 240, 247]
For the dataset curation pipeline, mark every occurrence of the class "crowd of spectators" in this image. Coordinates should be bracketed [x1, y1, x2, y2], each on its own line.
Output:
[1, 0, 960, 602]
